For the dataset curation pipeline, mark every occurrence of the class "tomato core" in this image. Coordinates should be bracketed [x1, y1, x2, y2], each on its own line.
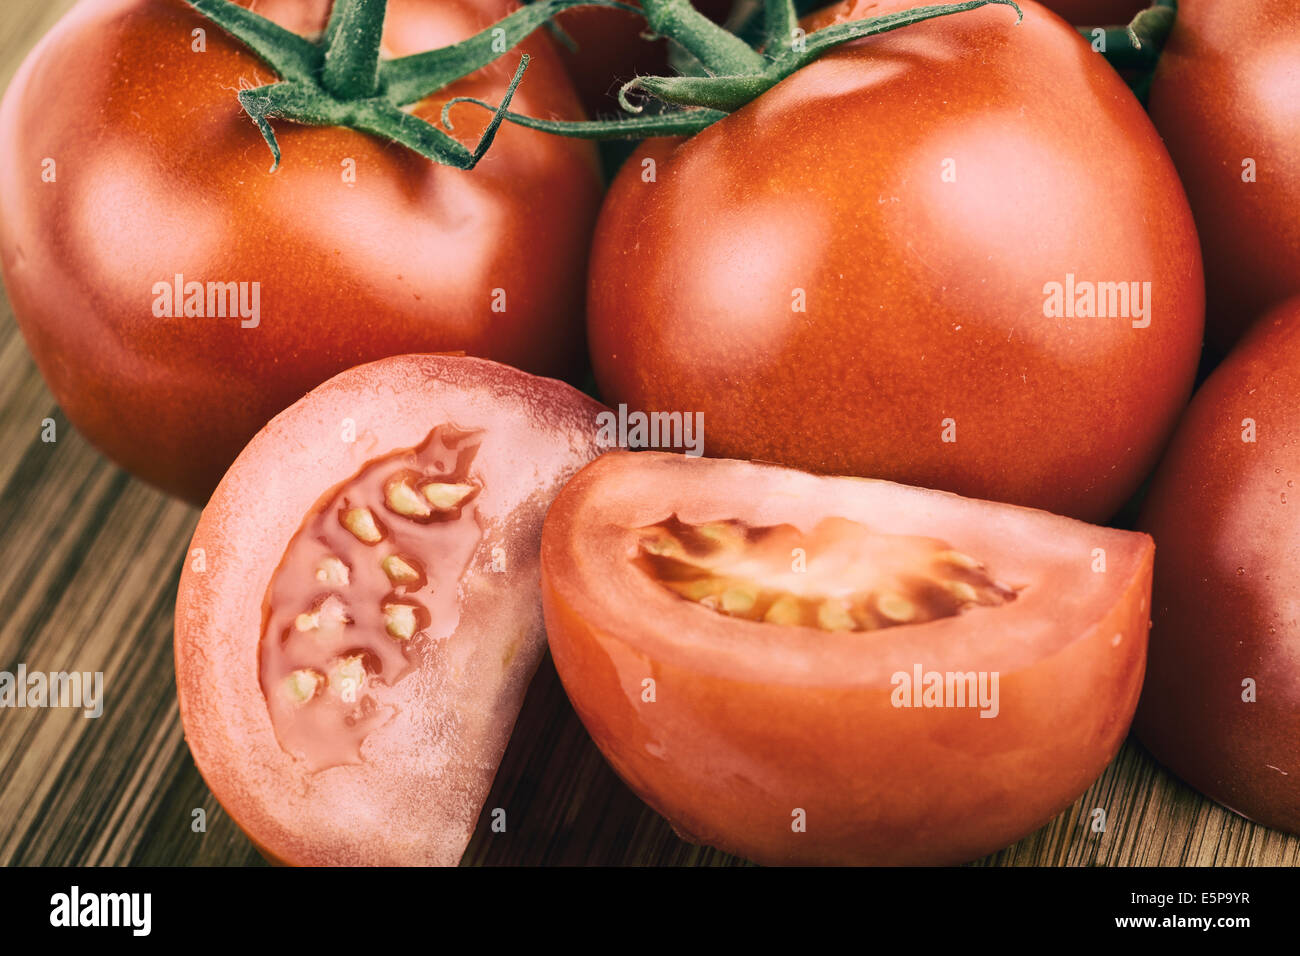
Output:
[636, 515, 1016, 632]
[260, 425, 485, 771]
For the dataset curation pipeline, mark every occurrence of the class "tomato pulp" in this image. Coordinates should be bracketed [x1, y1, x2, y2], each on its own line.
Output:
[542, 452, 1152, 865]
[586, 0, 1203, 522]
[1137, 298, 1300, 835]
[0, 0, 601, 503]
[174, 354, 608, 865]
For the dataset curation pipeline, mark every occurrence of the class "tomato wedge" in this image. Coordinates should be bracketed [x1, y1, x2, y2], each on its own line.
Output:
[541, 452, 1152, 865]
[175, 355, 607, 865]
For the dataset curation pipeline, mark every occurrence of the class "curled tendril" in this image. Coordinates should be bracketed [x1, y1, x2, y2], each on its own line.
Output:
[617, 77, 650, 114]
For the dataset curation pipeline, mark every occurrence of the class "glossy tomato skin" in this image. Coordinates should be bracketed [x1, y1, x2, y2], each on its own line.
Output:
[1136, 299, 1300, 834]
[543, 452, 1153, 865]
[1146, 0, 1300, 350]
[0, 0, 601, 504]
[587, 0, 1202, 523]
[175, 354, 609, 865]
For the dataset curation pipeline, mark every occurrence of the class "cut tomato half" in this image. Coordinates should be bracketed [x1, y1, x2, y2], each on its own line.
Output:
[175, 355, 608, 865]
[541, 452, 1152, 865]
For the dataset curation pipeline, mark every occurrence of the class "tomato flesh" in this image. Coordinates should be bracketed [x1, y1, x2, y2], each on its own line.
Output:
[636, 515, 1016, 631]
[175, 355, 608, 865]
[262, 426, 485, 772]
[542, 452, 1152, 865]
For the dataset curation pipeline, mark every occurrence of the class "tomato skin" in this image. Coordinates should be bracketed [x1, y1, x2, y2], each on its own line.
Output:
[587, 0, 1202, 523]
[542, 452, 1152, 865]
[174, 354, 609, 865]
[1136, 299, 1300, 835]
[1146, 0, 1300, 350]
[0, 0, 601, 504]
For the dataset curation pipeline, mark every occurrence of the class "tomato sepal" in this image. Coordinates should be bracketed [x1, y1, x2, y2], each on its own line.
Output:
[185, 0, 639, 168]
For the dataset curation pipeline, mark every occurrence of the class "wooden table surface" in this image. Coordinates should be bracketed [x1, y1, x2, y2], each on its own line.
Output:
[1, 0, 1295, 868]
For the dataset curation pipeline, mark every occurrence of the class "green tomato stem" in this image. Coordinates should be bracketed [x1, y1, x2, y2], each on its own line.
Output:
[183, 0, 640, 169]
[486, 0, 1021, 138]
[640, 0, 768, 75]
[443, 97, 725, 139]
[321, 0, 387, 99]
[761, 0, 799, 57]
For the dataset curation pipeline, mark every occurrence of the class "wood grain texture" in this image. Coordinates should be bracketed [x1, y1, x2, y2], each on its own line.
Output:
[0, 0, 1295, 868]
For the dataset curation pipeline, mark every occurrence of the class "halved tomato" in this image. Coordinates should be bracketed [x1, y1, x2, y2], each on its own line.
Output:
[175, 354, 608, 865]
[541, 452, 1152, 865]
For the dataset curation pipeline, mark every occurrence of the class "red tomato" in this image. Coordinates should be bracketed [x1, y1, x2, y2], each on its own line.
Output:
[0, 0, 601, 504]
[1146, 0, 1300, 350]
[586, 0, 1203, 523]
[1136, 298, 1300, 835]
[174, 354, 608, 865]
[542, 451, 1152, 865]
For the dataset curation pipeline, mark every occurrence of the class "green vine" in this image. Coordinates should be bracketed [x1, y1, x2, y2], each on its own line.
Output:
[444, 0, 1023, 141]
